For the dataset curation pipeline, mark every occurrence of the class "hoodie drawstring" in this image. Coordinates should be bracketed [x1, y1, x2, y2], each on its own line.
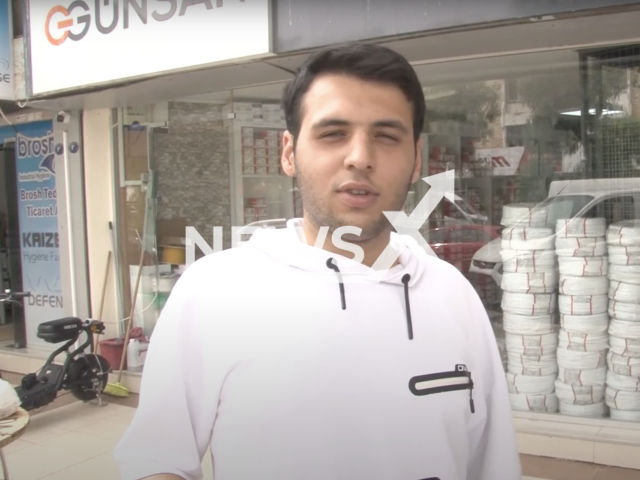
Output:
[326, 258, 346, 310]
[326, 258, 414, 340]
[402, 274, 413, 340]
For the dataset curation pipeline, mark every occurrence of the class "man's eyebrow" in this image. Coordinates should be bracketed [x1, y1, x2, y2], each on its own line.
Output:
[311, 118, 409, 133]
[372, 120, 409, 133]
[311, 118, 352, 129]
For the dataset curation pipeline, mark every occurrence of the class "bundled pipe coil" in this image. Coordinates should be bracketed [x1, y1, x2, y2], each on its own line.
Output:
[607, 220, 640, 247]
[609, 280, 640, 304]
[559, 402, 606, 418]
[605, 386, 640, 411]
[505, 372, 556, 395]
[505, 333, 558, 357]
[557, 366, 607, 386]
[610, 408, 640, 422]
[557, 347, 607, 370]
[608, 245, 640, 266]
[609, 319, 640, 341]
[555, 237, 607, 257]
[555, 380, 605, 405]
[560, 313, 609, 334]
[509, 392, 559, 413]
[502, 292, 557, 316]
[558, 330, 609, 352]
[501, 272, 559, 294]
[609, 301, 640, 322]
[556, 218, 606, 238]
[609, 264, 640, 286]
[609, 336, 640, 358]
[503, 312, 557, 335]
[501, 249, 557, 274]
[606, 371, 640, 392]
[559, 275, 609, 296]
[507, 354, 559, 376]
[608, 352, 640, 377]
[558, 256, 608, 277]
[558, 294, 608, 316]
[502, 227, 555, 251]
[501, 203, 549, 228]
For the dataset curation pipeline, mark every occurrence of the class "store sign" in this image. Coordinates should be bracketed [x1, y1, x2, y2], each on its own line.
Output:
[475, 147, 526, 176]
[27, 0, 272, 95]
[0, 0, 13, 100]
[0, 121, 64, 348]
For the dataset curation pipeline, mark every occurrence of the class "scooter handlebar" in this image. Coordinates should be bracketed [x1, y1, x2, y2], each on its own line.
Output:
[1, 291, 31, 300]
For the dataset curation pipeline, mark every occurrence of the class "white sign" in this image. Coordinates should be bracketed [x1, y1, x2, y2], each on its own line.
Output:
[475, 147, 526, 176]
[27, 0, 272, 95]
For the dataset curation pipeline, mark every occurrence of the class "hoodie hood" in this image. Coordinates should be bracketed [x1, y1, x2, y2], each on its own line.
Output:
[247, 218, 429, 287]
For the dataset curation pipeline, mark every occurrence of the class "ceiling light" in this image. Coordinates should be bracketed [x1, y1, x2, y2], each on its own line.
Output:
[561, 108, 624, 116]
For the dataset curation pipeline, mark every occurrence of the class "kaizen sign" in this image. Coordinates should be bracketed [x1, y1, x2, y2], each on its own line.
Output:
[27, 0, 272, 95]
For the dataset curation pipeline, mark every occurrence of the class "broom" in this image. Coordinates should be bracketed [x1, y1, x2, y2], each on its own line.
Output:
[93, 249, 112, 354]
[103, 245, 146, 398]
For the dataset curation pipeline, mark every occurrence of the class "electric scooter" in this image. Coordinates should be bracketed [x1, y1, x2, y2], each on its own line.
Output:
[0, 289, 112, 411]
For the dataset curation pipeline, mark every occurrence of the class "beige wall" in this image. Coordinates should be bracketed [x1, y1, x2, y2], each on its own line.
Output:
[82, 109, 120, 340]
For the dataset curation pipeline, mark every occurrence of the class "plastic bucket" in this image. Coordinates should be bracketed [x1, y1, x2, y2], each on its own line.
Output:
[99, 338, 126, 371]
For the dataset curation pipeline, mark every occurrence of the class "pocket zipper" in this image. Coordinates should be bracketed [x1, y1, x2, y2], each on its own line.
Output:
[409, 364, 475, 414]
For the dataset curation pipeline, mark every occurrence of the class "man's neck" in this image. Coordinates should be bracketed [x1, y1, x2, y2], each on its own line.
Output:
[301, 217, 397, 269]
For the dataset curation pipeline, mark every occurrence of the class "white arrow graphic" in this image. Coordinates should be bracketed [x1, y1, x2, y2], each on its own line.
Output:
[365, 170, 456, 282]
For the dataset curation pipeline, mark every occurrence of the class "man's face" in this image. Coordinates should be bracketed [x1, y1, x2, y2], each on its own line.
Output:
[282, 74, 423, 242]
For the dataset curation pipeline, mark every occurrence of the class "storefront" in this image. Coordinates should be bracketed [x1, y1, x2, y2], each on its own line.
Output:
[10, 0, 640, 468]
[0, 0, 89, 353]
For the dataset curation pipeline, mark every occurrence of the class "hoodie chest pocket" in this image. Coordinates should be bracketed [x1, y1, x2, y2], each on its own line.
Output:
[409, 364, 475, 414]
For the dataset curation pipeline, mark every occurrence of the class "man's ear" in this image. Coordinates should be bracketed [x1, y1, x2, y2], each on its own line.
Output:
[411, 136, 423, 183]
[281, 131, 296, 177]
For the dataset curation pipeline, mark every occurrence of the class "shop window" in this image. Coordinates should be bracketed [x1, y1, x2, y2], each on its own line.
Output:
[111, 44, 640, 423]
[505, 78, 520, 103]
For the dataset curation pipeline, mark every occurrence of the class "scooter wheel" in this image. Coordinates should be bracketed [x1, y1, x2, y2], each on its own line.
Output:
[68, 354, 111, 402]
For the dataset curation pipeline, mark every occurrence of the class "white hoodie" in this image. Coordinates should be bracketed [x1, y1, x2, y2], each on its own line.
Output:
[114, 219, 521, 480]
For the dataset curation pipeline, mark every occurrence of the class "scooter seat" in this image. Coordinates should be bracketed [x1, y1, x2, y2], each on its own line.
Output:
[37, 317, 83, 343]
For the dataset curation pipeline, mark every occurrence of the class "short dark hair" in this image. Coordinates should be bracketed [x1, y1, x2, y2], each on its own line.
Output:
[281, 42, 426, 144]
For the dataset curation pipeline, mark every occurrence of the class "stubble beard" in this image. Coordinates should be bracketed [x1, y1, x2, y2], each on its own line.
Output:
[294, 157, 414, 243]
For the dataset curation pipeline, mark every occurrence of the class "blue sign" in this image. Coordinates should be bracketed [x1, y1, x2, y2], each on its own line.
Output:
[0, 0, 13, 100]
[0, 121, 63, 348]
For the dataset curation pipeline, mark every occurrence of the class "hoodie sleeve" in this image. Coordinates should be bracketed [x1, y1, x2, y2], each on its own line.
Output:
[463, 281, 522, 480]
[113, 260, 233, 480]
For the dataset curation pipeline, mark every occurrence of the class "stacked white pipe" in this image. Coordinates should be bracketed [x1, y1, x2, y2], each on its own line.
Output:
[500, 204, 559, 413]
[606, 220, 640, 422]
[555, 217, 609, 418]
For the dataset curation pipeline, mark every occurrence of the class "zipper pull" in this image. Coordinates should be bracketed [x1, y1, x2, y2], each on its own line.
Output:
[468, 372, 475, 414]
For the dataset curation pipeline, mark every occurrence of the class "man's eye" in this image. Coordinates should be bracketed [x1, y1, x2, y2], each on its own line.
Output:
[321, 131, 345, 138]
[377, 133, 399, 141]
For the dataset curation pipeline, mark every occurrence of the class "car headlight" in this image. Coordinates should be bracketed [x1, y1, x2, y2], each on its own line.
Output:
[472, 260, 497, 270]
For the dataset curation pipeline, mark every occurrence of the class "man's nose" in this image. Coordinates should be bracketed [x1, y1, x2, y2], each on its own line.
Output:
[344, 133, 374, 170]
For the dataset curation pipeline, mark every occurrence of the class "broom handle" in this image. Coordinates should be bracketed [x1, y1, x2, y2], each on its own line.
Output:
[94, 250, 112, 353]
[117, 247, 146, 383]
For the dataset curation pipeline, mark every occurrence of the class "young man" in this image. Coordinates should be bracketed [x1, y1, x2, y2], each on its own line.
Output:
[114, 43, 521, 480]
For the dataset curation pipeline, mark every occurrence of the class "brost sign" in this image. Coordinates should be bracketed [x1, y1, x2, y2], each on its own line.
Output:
[45, 0, 245, 46]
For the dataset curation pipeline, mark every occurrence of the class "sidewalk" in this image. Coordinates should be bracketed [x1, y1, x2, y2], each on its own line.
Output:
[1, 378, 638, 480]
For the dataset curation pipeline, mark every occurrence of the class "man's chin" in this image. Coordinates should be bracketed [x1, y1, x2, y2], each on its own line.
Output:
[331, 216, 391, 242]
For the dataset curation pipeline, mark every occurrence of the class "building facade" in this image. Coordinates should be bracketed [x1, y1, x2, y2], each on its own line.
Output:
[2, 0, 640, 468]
